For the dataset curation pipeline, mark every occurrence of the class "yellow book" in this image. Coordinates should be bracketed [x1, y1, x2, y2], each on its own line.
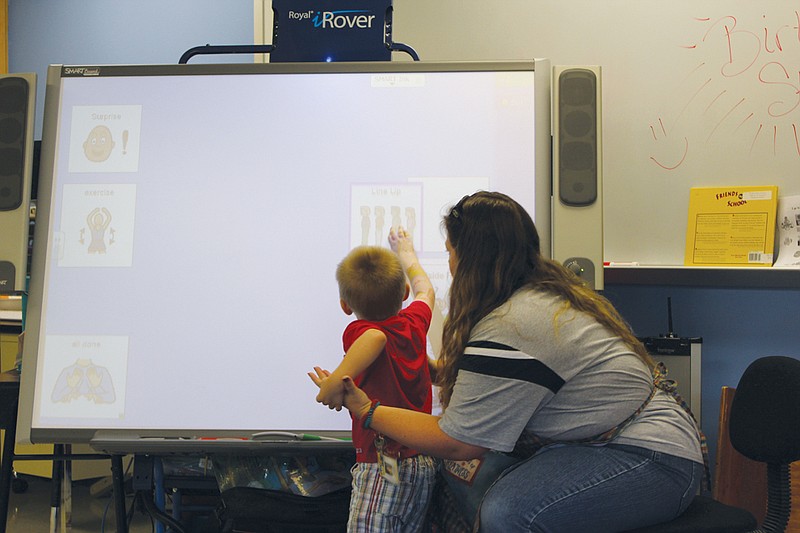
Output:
[685, 185, 778, 267]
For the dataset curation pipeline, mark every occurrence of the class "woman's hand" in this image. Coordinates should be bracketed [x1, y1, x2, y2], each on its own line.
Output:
[310, 368, 487, 460]
[309, 367, 372, 419]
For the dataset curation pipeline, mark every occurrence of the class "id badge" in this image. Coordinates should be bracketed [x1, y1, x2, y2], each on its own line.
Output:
[375, 436, 400, 485]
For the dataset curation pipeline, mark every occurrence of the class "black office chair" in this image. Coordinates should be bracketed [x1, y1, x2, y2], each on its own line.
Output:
[626, 355, 800, 532]
[728, 355, 800, 532]
[622, 494, 757, 532]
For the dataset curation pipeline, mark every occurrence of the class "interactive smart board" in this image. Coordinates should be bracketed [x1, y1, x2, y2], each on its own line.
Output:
[19, 60, 552, 443]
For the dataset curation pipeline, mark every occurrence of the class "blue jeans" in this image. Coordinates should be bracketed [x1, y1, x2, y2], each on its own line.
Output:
[478, 443, 703, 533]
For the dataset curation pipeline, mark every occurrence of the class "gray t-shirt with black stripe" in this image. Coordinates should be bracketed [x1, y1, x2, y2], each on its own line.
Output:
[438, 287, 703, 464]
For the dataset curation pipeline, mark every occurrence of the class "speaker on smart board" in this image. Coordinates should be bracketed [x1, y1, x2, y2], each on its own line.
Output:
[0, 73, 36, 293]
[552, 66, 603, 290]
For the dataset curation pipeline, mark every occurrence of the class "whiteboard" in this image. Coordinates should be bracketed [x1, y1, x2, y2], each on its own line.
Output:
[394, 0, 800, 265]
[18, 61, 552, 442]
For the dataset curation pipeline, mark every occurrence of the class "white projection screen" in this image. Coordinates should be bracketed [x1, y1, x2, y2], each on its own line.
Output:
[18, 60, 552, 444]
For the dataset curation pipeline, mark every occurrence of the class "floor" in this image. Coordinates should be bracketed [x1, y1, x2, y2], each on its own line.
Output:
[5, 474, 222, 533]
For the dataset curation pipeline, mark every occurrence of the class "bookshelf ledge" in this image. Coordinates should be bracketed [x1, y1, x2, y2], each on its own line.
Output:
[603, 265, 800, 289]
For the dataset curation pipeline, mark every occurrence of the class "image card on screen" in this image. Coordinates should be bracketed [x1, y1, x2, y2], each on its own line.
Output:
[37, 335, 129, 421]
[350, 183, 423, 248]
[57, 184, 137, 267]
[68, 105, 142, 173]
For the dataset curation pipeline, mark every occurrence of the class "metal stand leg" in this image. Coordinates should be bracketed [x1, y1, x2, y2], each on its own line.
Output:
[61, 444, 72, 530]
[154, 458, 165, 533]
[49, 444, 62, 533]
[0, 409, 17, 533]
[111, 455, 128, 533]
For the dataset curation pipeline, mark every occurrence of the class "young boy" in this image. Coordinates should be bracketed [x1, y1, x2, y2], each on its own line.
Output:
[314, 226, 436, 533]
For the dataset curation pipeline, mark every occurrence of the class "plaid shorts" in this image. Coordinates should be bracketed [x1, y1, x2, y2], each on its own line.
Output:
[347, 455, 438, 533]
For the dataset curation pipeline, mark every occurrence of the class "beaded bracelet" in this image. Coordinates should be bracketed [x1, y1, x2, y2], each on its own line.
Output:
[362, 400, 381, 430]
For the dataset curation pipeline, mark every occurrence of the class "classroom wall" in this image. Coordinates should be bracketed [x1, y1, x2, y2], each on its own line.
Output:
[602, 284, 798, 475]
[8, 0, 799, 480]
[391, 0, 800, 265]
[388, 0, 800, 474]
[1, 0, 8, 73]
[8, 0, 253, 139]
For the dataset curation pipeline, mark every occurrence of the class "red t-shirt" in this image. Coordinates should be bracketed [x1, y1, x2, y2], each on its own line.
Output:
[344, 300, 433, 462]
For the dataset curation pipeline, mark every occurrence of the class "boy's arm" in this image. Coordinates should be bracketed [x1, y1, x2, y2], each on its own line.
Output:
[315, 329, 387, 408]
[388, 227, 435, 310]
[331, 328, 387, 381]
[309, 371, 489, 461]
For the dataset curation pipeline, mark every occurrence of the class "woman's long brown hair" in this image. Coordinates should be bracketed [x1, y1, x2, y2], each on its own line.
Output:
[437, 191, 654, 408]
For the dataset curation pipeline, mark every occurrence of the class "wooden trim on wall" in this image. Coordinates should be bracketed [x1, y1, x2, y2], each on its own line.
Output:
[253, 0, 271, 63]
[1, 0, 8, 73]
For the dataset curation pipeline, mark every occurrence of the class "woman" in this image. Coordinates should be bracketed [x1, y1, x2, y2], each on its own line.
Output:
[311, 191, 704, 532]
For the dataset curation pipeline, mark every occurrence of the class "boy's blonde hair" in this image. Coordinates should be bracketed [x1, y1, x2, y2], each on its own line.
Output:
[336, 246, 406, 321]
